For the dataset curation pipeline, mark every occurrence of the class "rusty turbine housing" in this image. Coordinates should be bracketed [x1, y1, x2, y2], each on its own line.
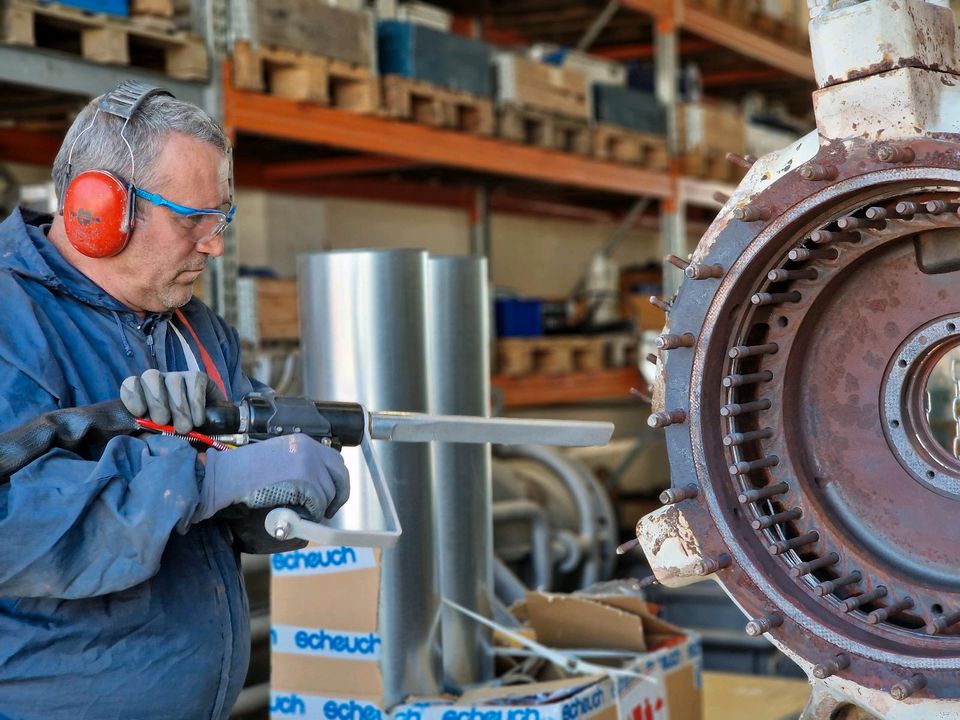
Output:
[635, 1, 960, 718]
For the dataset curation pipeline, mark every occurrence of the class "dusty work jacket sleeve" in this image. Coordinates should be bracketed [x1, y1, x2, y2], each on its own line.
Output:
[0, 359, 203, 600]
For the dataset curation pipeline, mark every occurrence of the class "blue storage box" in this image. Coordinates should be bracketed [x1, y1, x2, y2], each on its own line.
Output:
[377, 20, 494, 98]
[45, 0, 129, 16]
[495, 298, 543, 337]
[592, 85, 667, 135]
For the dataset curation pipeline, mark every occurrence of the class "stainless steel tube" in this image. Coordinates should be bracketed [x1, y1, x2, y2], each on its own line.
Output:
[298, 249, 439, 706]
[427, 255, 493, 690]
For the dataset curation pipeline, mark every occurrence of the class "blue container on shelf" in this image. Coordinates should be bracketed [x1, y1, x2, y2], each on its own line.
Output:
[377, 20, 494, 97]
[45, 0, 129, 16]
[495, 298, 543, 337]
[592, 85, 667, 135]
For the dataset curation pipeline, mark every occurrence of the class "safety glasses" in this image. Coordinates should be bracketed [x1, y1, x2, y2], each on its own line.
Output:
[134, 186, 236, 242]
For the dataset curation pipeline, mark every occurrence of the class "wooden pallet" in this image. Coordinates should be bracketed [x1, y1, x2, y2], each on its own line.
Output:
[681, 150, 748, 183]
[498, 103, 592, 156]
[381, 75, 494, 135]
[233, 40, 379, 113]
[690, 0, 802, 46]
[593, 124, 669, 170]
[1, 0, 208, 80]
[497, 336, 632, 377]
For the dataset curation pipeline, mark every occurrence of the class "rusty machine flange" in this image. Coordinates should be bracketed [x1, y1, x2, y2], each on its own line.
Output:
[635, 2, 960, 718]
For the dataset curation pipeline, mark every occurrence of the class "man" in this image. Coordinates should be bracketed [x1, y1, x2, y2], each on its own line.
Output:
[0, 84, 348, 718]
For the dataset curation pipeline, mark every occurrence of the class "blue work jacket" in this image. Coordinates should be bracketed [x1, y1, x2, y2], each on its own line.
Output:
[0, 208, 256, 719]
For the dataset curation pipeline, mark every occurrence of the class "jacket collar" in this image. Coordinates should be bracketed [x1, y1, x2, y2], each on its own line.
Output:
[0, 207, 138, 314]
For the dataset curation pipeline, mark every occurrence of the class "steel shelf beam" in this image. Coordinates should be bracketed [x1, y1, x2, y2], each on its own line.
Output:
[224, 79, 672, 199]
[619, 0, 815, 81]
[0, 45, 208, 106]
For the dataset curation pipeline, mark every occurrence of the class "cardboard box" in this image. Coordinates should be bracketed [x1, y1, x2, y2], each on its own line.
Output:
[270, 544, 386, 717]
[529, 44, 627, 87]
[677, 101, 746, 156]
[237, 277, 300, 344]
[245, 0, 375, 67]
[494, 53, 590, 119]
[391, 591, 701, 720]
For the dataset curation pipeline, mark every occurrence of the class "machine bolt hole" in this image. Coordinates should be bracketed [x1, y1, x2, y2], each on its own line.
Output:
[897, 359, 908, 368]
[933, 604, 944, 615]
[891, 420, 900, 428]
[948, 323, 957, 332]
[777, 316, 789, 328]
[927, 470, 936, 480]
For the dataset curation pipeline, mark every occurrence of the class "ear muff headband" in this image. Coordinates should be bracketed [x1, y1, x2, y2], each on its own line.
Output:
[60, 81, 175, 258]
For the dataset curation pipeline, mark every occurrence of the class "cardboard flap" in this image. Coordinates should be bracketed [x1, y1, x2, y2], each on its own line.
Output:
[457, 674, 605, 706]
[523, 592, 647, 653]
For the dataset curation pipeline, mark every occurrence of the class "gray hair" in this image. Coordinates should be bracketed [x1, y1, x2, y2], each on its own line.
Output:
[52, 92, 230, 204]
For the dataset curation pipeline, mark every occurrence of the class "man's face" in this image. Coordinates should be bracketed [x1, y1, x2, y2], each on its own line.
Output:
[111, 133, 230, 314]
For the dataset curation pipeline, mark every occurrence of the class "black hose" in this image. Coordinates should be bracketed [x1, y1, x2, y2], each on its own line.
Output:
[0, 400, 138, 481]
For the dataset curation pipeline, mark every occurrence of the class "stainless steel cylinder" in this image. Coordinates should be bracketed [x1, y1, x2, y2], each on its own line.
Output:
[427, 256, 493, 691]
[298, 249, 439, 706]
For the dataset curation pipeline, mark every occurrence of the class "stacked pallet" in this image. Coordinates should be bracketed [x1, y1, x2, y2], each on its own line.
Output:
[495, 53, 593, 155]
[688, 0, 809, 47]
[236, 277, 299, 346]
[677, 100, 749, 182]
[1, 0, 208, 79]
[497, 335, 637, 378]
[378, 19, 494, 135]
[231, 0, 379, 113]
[519, 45, 669, 168]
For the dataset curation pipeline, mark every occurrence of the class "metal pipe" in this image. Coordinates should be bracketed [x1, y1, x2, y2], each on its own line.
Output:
[298, 249, 439, 706]
[496, 445, 600, 586]
[427, 255, 493, 691]
[492, 500, 553, 591]
[493, 557, 527, 606]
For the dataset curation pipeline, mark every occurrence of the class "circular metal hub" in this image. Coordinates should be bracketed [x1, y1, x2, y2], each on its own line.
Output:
[656, 149, 960, 708]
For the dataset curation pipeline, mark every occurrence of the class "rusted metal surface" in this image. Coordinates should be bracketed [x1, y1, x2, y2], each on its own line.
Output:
[634, 2, 960, 717]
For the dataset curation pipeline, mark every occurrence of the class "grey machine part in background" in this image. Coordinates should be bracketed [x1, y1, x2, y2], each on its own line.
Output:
[299, 248, 440, 706]
[427, 255, 494, 691]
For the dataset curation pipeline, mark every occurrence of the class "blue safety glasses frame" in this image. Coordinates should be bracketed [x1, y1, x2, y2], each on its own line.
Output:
[134, 186, 236, 241]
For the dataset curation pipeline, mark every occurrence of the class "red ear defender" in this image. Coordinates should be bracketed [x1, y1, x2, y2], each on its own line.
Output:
[62, 170, 136, 258]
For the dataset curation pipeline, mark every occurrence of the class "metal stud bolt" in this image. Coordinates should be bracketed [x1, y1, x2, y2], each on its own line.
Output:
[738, 481, 789, 504]
[723, 428, 774, 446]
[733, 203, 772, 222]
[815, 571, 862, 597]
[838, 586, 887, 613]
[768, 531, 819, 556]
[723, 370, 774, 388]
[721, 399, 772, 417]
[891, 674, 926, 701]
[660, 484, 699, 504]
[790, 552, 840, 578]
[751, 507, 802, 530]
[685, 263, 724, 280]
[745, 612, 783, 636]
[648, 409, 687, 429]
[694, 553, 731, 576]
[813, 653, 850, 679]
[657, 333, 694, 350]
[877, 145, 915, 164]
[799, 163, 838, 181]
[730, 455, 780, 476]
[868, 598, 914, 625]
[728, 343, 779, 359]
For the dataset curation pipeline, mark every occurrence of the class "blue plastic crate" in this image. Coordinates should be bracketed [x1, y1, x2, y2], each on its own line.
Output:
[45, 0, 129, 16]
[495, 298, 543, 337]
[377, 20, 493, 98]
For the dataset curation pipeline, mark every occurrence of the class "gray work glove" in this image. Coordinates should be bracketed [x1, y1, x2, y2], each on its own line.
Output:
[121, 369, 227, 434]
[196, 433, 350, 523]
